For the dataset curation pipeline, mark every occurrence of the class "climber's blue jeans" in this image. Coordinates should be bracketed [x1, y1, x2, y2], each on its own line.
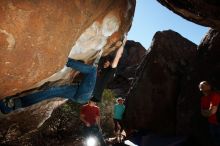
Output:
[19, 58, 97, 107]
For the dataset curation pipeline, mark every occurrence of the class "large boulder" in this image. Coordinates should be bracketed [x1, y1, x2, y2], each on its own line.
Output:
[157, 0, 220, 30]
[175, 29, 220, 146]
[197, 29, 220, 88]
[124, 30, 197, 135]
[0, 0, 135, 99]
[195, 29, 220, 145]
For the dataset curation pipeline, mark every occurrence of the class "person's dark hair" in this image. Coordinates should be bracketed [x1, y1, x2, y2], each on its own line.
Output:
[103, 55, 114, 63]
[90, 95, 99, 102]
[97, 55, 114, 70]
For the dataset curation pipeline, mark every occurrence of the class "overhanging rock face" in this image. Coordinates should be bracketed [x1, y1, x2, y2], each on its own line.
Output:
[157, 0, 220, 30]
[0, 0, 135, 99]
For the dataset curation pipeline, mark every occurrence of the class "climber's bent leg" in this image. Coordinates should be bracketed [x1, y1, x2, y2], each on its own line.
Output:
[66, 58, 97, 103]
[73, 66, 97, 104]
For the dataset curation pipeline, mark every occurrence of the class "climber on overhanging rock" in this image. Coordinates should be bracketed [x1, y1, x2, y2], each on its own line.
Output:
[0, 58, 97, 114]
[92, 36, 126, 102]
[0, 36, 127, 114]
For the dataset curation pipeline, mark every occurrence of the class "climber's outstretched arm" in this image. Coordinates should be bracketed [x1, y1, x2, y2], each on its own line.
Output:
[111, 36, 127, 68]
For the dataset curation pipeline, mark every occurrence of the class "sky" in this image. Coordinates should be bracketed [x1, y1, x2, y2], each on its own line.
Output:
[127, 0, 209, 49]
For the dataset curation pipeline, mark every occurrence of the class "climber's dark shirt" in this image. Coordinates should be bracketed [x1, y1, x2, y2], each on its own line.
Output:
[92, 67, 116, 102]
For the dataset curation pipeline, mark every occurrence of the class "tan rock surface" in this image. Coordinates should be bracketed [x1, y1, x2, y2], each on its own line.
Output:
[0, 0, 135, 99]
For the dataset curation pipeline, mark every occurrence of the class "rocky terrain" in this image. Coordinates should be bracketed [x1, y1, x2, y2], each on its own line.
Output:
[0, 90, 116, 146]
[123, 28, 220, 146]
[1, 0, 220, 146]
